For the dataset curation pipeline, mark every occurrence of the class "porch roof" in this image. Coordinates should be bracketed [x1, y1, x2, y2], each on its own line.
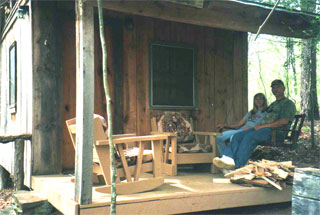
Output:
[90, 0, 319, 39]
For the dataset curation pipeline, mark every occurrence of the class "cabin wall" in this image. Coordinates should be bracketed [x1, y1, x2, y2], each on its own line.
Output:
[0, 2, 32, 186]
[132, 16, 248, 134]
[61, 10, 248, 169]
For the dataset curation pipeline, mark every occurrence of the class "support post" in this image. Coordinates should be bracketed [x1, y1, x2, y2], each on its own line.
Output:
[32, 0, 62, 175]
[14, 139, 24, 191]
[75, 0, 94, 205]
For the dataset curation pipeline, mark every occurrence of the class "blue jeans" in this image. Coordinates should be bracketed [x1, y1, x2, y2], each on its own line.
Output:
[223, 128, 272, 168]
[216, 128, 243, 155]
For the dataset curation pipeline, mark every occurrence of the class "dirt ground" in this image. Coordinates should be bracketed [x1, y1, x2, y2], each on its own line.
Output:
[251, 120, 320, 169]
[0, 189, 11, 212]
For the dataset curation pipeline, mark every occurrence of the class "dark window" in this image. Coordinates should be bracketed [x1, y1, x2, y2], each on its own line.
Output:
[149, 41, 197, 109]
[9, 42, 17, 111]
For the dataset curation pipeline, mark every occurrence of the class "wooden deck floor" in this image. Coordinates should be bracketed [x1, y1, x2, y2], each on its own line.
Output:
[31, 170, 292, 215]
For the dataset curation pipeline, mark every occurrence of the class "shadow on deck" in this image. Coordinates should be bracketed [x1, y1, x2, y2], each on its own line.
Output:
[31, 169, 292, 215]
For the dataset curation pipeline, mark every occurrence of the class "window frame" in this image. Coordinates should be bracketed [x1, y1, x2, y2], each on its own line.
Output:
[9, 41, 17, 113]
[148, 40, 197, 110]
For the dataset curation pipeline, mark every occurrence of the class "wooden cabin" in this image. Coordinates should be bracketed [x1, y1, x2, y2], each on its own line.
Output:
[0, 0, 318, 214]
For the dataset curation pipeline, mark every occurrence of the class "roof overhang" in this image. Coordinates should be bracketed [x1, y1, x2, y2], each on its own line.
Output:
[89, 0, 319, 39]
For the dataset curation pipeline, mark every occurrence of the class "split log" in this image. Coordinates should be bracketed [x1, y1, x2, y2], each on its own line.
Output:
[230, 178, 272, 188]
[262, 176, 283, 190]
[228, 159, 296, 190]
[0, 134, 32, 144]
[224, 164, 254, 178]
[272, 168, 289, 179]
[232, 173, 255, 180]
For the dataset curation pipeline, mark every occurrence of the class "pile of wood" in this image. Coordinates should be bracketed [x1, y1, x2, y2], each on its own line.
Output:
[225, 159, 296, 190]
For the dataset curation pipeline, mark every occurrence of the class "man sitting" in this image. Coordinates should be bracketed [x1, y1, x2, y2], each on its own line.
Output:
[213, 79, 296, 170]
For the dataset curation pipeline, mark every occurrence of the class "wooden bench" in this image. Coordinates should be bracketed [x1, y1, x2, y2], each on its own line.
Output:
[66, 116, 165, 194]
[271, 114, 306, 147]
[151, 117, 221, 176]
[221, 114, 306, 148]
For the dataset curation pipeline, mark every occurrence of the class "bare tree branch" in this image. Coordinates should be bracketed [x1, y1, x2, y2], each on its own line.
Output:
[255, 0, 281, 41]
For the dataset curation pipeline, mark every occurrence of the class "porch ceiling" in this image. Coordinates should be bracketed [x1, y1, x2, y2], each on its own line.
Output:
[89, 0, 319, 39]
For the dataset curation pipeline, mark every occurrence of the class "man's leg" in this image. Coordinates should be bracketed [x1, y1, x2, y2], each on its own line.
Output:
[216, 129, 243, 155]
[234, 127, 272, 168]
[213, 129, 254, 170]
[223, 129, 254, 158]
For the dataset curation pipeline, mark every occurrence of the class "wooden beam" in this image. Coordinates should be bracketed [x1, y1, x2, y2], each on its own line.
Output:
[75, 0, 94, 205]
[0, 134, 31, 143]
[88, 0, 317, 38]
[14, 139, 24, 191]
[32, 0, 62, 175]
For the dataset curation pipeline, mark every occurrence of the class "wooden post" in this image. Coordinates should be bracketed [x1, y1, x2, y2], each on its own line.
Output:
[75, 0, 94, 205]
[31, 0, 62, 174]
[14, 139, 24, 191]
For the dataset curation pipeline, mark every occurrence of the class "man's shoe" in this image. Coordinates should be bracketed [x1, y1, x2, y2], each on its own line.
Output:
[213, 156, 235, 170]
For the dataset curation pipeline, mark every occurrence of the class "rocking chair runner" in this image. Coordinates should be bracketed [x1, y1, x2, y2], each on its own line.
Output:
[151, 116, 221, 176]
[66, 116, 165, 194]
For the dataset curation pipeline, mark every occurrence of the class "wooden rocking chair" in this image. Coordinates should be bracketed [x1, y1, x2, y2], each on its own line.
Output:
[66, 116, 165, 194]
[151, 117, 221, 176]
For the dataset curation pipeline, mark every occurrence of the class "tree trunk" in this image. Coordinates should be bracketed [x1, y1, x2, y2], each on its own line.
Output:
[300, 0, 318, 120]
[97, 0, 117, 214]
[300, 39, 311, 115]
[285, 38, 290, 98]
[310, 39, 319, 119]
[300, 0, 318, 149]
[286, 38, 297, 97]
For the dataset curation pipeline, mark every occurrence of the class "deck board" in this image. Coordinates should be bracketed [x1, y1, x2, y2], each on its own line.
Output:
[31, 170, 292, 214]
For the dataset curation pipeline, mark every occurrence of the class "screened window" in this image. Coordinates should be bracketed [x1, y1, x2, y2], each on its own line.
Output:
[9, 42, 17, 112]
[149, 41, 197, 109]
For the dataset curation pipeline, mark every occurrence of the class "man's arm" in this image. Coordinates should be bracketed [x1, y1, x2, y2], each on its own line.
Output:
[254, 99, 296, 131]
[254, 119, 288, 130]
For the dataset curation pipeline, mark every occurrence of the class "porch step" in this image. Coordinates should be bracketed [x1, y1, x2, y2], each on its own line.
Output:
[11, 191, 54, 214]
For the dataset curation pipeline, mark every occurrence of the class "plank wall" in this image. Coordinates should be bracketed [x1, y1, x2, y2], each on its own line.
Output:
[0, 2, 32, 185]
[61, 10, 248, 169]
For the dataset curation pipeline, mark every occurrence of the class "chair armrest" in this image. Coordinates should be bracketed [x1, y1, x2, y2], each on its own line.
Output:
[96, 134, 170, 145]
[113, 133, 137, 139]
[193, 131, 221, 136]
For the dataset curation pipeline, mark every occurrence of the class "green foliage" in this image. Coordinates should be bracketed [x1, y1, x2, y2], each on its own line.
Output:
[248, 34, 320, 112]
[243, 0, 319, 13]
[248, 0, 319, 112]
[168, 0, 204, 8]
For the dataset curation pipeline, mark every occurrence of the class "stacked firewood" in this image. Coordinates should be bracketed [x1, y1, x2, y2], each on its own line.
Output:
[225, 159, 296, 190]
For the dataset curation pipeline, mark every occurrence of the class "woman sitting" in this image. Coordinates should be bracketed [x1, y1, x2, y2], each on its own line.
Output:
[216, 93, 268, 155]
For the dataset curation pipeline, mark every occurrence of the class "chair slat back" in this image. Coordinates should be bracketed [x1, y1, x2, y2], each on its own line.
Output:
[66, 116, 105, 162]
[287, 114, 306, 142]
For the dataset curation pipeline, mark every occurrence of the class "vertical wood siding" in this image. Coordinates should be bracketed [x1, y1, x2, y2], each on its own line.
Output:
[0, 2, 32, 186]
[61, 11, 248, 169]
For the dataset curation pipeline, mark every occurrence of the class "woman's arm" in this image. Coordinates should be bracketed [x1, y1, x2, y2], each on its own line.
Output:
[217, 119, 246, 130]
